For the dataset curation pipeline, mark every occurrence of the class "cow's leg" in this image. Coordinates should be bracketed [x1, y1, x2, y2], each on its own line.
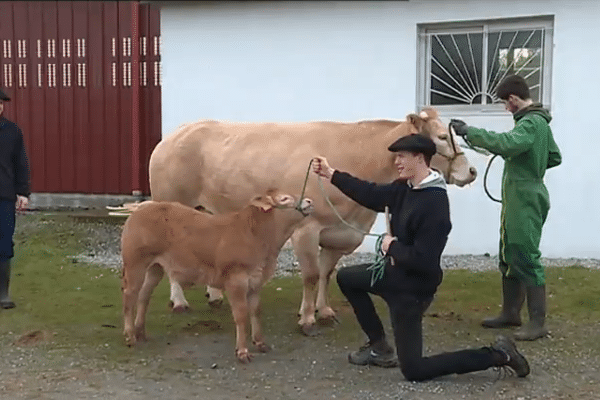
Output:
[248, 287, 270, 353]
[169, 279, 190, 313]
[224, 276, 252, 363]
[122, 261, 147, 347]
[315, 247, 345, 323]
[134, 263, 164, 342]
[291, 228, 321, 336]
[206, 286, 224, 308]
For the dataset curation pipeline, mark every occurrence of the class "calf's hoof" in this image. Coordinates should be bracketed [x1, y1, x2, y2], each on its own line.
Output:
[317, 313, 340, 326]
[236, 348, 253, 363]
[134, 330, 148, 342]
[300, 323, 320, 337]
[124, 336, 136, 347]
[254, 341, 271, 353]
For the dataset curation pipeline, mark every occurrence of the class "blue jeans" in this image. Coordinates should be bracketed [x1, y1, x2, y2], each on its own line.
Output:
[0, 200, 16, 261]
[337, 263, 499, 381]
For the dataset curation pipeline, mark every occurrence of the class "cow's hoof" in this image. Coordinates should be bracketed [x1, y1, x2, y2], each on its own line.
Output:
[208, 299, 224, 309]
[124, 337, 136, 347]
[171, 304, 191, 314]
[254, 342, 271, 353]
[300, 323, 320, 337]
[236, 349, 253, 363]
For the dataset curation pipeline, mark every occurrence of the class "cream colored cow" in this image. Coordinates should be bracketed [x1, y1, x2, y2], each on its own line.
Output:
[149, 108, 477, 335]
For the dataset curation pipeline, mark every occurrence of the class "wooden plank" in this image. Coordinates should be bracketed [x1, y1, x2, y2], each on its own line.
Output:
[87, 1, 106, 194]
[26, 2, 47, 191]
[101, 1, 123, 194]
[73, 1, 91, 193]
[42, 1, 61, 192]
[58, 1, 75, 192]
[117, 1, 133, 194]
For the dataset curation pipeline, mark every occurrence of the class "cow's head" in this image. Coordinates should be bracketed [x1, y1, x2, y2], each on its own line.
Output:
[251, 189, 314, 216]
[405, 108, 477, 187]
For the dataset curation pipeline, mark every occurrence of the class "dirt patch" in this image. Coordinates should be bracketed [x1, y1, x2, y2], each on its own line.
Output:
[13, 330, 54, 347]
[1, 319, 600, 400]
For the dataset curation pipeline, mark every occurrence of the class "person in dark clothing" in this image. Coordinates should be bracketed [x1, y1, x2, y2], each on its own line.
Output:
[312, 134, 530, 382]
[450, 75, 562, 341]
[0, 87, 31, 310]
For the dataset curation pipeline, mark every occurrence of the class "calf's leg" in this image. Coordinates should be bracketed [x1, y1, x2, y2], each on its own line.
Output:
[248, 287, 270, 353]
[134, 263, 164, 341]
[122, 261, 147, 347]
[224, 276, 251, 363]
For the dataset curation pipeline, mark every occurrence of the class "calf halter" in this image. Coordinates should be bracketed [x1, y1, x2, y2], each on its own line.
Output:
[295, 159, 314, 216]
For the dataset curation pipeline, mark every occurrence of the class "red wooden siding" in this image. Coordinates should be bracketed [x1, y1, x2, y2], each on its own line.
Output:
[0, 1, 161, 195]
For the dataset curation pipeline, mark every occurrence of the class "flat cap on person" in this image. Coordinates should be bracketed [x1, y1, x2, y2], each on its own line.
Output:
[0, 88, 10, 101]
[387, 133, 437, 157]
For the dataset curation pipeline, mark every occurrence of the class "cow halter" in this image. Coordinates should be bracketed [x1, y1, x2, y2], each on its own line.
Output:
[437, 123, 466, 171]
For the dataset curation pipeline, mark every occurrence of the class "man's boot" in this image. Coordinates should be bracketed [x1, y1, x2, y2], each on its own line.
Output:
[0, 260, 16, 309]
[482, 276, 525, 328]
[514, 285, 548, 341]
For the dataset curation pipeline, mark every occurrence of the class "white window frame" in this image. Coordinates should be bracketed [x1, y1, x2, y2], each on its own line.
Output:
[416, 15, 554, 116]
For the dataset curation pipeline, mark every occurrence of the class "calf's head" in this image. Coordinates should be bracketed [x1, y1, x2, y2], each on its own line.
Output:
[250, 189, 314, 217]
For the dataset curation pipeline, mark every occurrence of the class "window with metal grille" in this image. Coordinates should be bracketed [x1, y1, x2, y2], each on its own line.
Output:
[417, 16, 553, 114]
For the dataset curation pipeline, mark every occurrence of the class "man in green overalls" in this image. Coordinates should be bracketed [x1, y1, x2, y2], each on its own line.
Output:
[450, 75, 562, 341]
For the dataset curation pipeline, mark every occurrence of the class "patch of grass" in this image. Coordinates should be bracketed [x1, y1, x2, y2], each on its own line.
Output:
[2, 213, 600, 366]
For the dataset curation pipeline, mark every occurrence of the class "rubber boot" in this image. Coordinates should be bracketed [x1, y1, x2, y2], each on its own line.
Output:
[0, 260, 15, 309]
[514, 285, 548, 341]
[481, 276, 525, 328]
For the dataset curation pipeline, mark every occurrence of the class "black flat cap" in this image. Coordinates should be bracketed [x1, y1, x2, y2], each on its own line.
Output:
[388, 133, 436, 157]
[0, 88, 10, 101]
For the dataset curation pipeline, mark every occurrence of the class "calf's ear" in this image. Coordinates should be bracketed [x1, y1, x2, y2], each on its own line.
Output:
[250, 196, 274, 212]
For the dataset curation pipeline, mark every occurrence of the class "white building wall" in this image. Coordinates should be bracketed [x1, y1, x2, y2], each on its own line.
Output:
[159, 0, 600, 258]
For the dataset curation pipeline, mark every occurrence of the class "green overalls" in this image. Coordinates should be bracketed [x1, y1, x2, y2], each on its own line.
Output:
[466, 104, 562, 286]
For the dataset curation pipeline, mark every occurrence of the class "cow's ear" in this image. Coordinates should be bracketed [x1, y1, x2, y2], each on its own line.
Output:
[420, 107, 438, 120]
[406, 113, 425, 131]
[250, 196, 274, 212]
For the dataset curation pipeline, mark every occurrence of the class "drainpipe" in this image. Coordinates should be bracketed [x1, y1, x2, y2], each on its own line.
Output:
[131, 0, 141, 196]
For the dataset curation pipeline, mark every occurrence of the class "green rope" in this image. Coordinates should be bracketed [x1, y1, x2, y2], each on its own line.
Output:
[300, 160, 389, 286]
[461, 139, 502, 203]
[366, 234, 388, 286]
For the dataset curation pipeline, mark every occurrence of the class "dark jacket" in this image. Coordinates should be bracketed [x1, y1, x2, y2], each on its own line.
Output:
[0, 117, 31, 201]
[331, 170, 451, 298]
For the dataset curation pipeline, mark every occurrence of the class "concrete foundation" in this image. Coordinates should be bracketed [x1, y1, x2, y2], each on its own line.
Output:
[29, 193, 149, 210]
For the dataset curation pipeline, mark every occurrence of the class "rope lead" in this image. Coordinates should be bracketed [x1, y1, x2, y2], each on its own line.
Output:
[300, 159, 389, 286]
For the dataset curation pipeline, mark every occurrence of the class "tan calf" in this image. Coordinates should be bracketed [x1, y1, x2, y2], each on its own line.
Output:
[121, 189, 313, 362]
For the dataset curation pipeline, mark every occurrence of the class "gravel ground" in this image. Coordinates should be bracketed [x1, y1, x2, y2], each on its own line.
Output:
[74, 219, 600, 274]
[2, 215, 599, 400]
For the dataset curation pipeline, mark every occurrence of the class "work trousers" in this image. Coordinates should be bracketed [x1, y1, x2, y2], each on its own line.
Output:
[337, 263, 499, 382]
[0, 200, 16, 261]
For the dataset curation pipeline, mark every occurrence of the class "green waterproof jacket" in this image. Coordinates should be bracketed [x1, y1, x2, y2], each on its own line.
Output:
[464, 104, 562, 285]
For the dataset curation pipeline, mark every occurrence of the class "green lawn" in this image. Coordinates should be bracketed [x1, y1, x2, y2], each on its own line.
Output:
[2, 213, 599, 364]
